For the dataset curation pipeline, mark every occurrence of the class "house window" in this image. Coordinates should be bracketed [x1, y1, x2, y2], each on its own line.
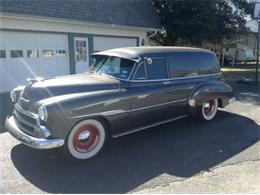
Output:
[56, 50, 67, 57]
[43, 50, 53, 58]
[75, 40, 87, 62]
[0, 50, 6, 58]
[27, 50, 39, 58]
[11, 50, 23, 58]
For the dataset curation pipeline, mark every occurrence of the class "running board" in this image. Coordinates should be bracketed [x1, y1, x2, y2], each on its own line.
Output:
[112, 115, 188, 138]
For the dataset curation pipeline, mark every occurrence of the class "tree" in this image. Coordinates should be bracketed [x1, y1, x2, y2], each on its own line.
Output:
[152, 0, 254, 46]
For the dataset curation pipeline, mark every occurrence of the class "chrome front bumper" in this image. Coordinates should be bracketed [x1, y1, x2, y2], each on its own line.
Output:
[5, 115, 64, 149]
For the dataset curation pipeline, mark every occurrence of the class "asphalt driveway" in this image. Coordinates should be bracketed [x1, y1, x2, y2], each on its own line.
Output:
[0, 79, 259, 193]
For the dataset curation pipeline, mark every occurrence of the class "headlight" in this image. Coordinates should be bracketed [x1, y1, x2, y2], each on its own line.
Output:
[38, 105, 48, 121]
[10, 89, 16, 103]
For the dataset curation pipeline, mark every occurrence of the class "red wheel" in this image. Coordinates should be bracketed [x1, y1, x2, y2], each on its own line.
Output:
[72, 125, 100, 153]
[67, 119, 106, 160]
[201, 99, 218, 120]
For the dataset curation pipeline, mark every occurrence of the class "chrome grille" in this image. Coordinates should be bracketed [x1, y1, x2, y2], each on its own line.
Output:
[22, 83, 32, 100]
[14, 104, 39, 136]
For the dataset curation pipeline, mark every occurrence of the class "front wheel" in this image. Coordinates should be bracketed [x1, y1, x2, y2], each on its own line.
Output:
[200, 99, 218, 121]
[65, 119, 107, 160]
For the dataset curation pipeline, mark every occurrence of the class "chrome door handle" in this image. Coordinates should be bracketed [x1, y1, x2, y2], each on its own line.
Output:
[163, 81, 171, 85]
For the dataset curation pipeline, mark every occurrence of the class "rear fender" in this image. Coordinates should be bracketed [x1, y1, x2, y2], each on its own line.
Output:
[188, 81, 233, 108]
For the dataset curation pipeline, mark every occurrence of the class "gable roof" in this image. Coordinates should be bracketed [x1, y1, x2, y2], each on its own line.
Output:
[0, 0, 161, 29]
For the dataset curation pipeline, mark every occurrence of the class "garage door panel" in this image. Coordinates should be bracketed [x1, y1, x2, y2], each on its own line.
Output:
[0, 65, 11, 92]
[0, 31, 70, 92]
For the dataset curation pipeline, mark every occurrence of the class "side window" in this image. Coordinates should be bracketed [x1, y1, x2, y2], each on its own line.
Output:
[11, 50, 23, 58]
[146, 58, 168, 80]
[0, 50, 6, 58]
[27, 50, 39, 58]
[134, 58, 168, 80]
[56, 50, 67, 57]
[169, 52, 219, 78]
[43, 50, 53, 58]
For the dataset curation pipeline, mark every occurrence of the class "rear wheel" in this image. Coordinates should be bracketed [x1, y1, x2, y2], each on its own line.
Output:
[200, 99, 218, 121]
[65, 119, 107, 160]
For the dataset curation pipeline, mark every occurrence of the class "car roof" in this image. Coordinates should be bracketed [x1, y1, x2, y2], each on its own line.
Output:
[92, 46, 214, 62]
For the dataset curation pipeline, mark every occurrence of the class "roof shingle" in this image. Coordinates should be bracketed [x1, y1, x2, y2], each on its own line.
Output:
[0, 0, 161, 29]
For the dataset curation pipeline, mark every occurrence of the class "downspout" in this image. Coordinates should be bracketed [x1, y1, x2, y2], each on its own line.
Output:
[145, 30, 159, 46]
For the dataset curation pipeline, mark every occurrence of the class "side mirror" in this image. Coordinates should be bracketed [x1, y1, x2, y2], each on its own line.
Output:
[144, 57, 152, 65]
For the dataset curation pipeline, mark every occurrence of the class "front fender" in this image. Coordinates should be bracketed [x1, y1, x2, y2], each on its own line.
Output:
[188, 81, 233, 108]
[38, 89, 129, 139]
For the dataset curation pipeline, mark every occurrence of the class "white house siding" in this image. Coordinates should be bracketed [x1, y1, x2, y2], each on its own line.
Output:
[0, 15, 147, 45]
[93, 36, 137, 52]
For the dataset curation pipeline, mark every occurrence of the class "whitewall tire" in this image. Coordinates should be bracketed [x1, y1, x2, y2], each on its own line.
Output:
[201, 99, 218, 121]
[66, 119, 107, 160]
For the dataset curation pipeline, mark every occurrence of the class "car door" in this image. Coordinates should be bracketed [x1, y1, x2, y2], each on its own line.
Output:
[129, 57, 181, 130]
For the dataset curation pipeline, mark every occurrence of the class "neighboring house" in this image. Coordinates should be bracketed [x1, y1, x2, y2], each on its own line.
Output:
[0, 0, 161, 93]
[220, 21, 258, 64]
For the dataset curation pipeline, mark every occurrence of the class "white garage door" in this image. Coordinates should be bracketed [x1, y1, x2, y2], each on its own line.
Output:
[93, 36, 137, 52]
[0, 31, 70, 92]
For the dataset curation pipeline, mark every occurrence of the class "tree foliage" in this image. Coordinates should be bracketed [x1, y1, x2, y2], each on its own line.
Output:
[152, 0, 254, 46]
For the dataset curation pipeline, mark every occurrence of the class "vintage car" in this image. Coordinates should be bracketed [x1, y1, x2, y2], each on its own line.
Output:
[5, 47, 234, 160]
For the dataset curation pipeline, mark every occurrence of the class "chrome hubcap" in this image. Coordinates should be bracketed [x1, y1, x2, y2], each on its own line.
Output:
[204, 102, 210, 108]
[78, 130, 90, 141]
[203, 99, 216, 118]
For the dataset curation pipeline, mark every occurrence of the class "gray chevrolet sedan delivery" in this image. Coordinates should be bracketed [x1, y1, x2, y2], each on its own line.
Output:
[6, 47, 234, 160]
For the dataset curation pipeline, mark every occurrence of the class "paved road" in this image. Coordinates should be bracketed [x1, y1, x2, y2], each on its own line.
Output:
[0, 82, 259, 193]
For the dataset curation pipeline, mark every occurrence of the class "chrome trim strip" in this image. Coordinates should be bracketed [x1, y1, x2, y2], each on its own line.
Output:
[70, 99, 187, 119]
[70, 109, 131, 119]
[132, 99, 187, 112]
[5, 115, 64, 149]
[112, 115, 188, 138]
[130, 72, 222, 83]
[102, 109, 131, 116]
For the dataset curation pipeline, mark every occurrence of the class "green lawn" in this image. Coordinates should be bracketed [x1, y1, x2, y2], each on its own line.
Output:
[221, 63, 258, 72]
[222, 67, 259, 84]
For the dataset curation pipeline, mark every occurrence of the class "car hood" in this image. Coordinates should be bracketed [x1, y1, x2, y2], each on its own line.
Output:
[22, 73, 121, 103]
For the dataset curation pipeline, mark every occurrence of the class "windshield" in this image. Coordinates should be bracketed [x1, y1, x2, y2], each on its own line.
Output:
[89, 55, 135, 79]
